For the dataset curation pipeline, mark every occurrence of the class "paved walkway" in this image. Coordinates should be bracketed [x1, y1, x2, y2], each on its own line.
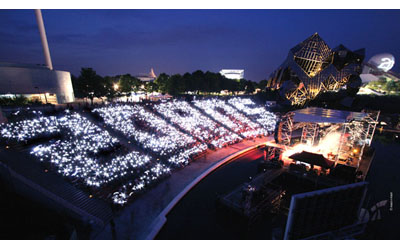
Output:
[95, 137, 271, 239]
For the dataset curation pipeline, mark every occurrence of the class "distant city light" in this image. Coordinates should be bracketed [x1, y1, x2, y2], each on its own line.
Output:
[113, 83, 119, 91]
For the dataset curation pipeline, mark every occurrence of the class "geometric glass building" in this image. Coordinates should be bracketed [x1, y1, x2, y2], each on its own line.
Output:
[268, 33, 365, 106]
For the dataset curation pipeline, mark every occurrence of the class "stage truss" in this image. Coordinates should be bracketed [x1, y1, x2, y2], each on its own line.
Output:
[277, 110, 380, 169]
[335, 110, 380, 167]
[300, 123, 319, 146]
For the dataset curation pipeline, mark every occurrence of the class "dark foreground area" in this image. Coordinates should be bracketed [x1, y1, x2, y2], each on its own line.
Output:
[156, 134, 400, 240]
[0, 182, 73, 240]
[156, 147, 268, 240]
[0, 133, 398, 239]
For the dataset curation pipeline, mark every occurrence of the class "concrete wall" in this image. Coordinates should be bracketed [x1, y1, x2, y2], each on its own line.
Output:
[0, 65, 75, 103]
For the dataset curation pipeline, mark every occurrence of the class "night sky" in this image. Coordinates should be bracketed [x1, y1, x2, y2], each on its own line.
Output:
[1, 9, 400, 81]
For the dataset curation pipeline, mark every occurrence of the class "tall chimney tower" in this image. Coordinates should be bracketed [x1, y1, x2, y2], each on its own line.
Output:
[35, 9, 53, 70]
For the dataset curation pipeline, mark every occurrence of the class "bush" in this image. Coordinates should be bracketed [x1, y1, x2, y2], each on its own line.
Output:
[0, 95, 51, 107]
[0, 95, 29, 106]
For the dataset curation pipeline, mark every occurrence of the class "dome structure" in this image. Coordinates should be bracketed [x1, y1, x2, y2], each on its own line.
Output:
[368, 53, 395, 72]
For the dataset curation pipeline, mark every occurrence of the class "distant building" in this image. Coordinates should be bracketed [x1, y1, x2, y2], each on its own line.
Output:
[220, 69, 244, 80]
[0, 62, 74, 104]
[358, 53, 400, 95]
[360, 53, 399, 83]
[136, 68, 157, 82]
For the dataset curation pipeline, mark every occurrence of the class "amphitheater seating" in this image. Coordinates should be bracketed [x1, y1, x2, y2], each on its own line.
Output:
[0, 97, 277, 205]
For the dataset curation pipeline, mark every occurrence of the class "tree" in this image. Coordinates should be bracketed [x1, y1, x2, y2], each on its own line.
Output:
[103, 76, 117, 101]
[166, 74, 185, 96]
[387, 80, 400, 94]
[74, 68, 104, 105]
[119, 74, 135, 94]
[243, 80, 256, 94]
[183, 72, 193, 93]
[133, 78, 143, 93]
[71, 68, 261, 101]
[144, 80, 159, 94]
[0, 95, 29, 106]
[71, 74, 84, 98]
[204, 71, 219, 94]
[156, 73, 170, 94]
[192, 70, 205, 94]
[258, 79, 269, 90]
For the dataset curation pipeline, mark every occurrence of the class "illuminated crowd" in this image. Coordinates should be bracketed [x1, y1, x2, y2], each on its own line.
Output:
[93, 104, 208, 166]
[153, 100, 242, 149]
[228, 97, 276, 131]
[0, 97, 277, 205]
[193, 98, 268, 138]
[0, 115, 60, 141]
[1, 112, 169, 205]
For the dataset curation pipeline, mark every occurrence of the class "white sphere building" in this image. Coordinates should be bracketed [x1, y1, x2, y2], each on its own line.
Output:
[360, 53, 399, 84]
[368, 53, 395, 72]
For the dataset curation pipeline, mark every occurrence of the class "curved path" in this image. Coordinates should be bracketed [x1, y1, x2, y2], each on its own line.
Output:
[94, 137, 271, 240]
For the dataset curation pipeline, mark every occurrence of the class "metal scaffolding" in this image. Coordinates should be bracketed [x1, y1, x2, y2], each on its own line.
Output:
[277, 108, 380, 168]
[361, 111, 380, 147]
[300, 123, 319, 146]
[335, 111, 380, 168]
[277, 112, 294, 146]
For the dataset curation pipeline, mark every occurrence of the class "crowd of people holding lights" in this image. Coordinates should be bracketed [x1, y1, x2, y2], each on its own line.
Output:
[0, 97, 277, 205]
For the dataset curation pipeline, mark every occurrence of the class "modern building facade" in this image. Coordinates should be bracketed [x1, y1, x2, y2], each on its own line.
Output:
[267, 33, 365, 106]
[0, 10, 75, 104]
[220, 69, 244, 80]
[0, 62, 74, 104]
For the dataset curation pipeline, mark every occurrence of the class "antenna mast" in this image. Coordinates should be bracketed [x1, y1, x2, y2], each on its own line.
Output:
[35, 9, 53, 70]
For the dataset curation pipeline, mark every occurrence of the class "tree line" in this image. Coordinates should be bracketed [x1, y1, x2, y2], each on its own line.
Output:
[72, 68, 270, 103]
